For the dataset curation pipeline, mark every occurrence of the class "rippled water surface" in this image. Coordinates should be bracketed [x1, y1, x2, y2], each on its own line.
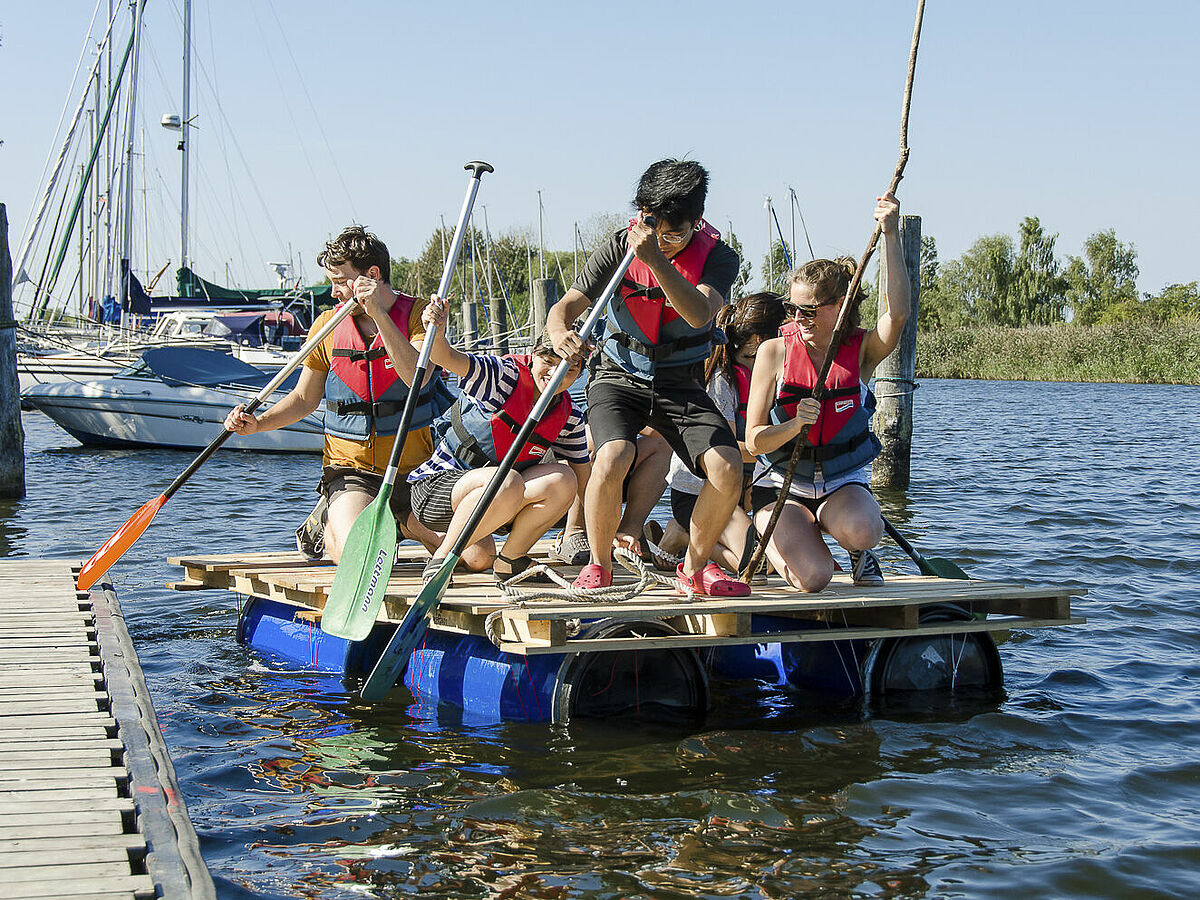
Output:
[4, 379, 1199, 898]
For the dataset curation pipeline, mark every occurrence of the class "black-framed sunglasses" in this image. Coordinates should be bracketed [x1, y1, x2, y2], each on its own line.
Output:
[783, 299, 838, 320]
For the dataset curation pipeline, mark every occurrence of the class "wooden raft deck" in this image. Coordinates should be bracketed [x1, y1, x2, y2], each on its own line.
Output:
[0, 559, 214, 900]
[170, 540, 1086, 655]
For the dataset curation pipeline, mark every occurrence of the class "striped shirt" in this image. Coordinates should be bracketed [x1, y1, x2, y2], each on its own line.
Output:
[407, 354, 589, 482]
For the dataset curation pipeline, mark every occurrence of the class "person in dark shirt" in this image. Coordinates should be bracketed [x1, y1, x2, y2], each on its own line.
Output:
[547, 159, 750, 596]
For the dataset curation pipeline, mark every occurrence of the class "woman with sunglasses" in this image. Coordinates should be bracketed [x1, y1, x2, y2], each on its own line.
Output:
[744, 192, 909, 592]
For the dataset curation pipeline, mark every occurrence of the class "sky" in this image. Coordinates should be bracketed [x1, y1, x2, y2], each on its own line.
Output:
[1, 0, 1197, 312]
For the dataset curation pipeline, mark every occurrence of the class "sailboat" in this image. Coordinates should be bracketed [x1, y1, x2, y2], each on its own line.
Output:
[13, 0, 330, 393]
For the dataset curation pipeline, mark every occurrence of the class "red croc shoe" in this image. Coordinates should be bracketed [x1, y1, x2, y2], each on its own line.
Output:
[572, 563, 612, 590]
[676, 562, 751, 597]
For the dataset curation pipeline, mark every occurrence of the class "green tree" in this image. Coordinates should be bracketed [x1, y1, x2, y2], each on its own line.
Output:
[937, 233, 1015, 325]
[915, 234, 970, 329]
[724, 228, 753, 299]
[1148, 281, 1200, 320]
[1064, 229, 1138, 325]
[1008, 216, 1068, 325]
[760, 240, 793, 295]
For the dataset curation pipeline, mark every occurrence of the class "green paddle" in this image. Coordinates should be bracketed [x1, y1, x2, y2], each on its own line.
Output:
[360, 217, 657, 701]
[882, 516, 969, 580]
[319, 161, 493, 641]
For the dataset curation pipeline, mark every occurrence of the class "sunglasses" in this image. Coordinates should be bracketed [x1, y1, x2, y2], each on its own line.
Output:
[783, 299, 838, 320]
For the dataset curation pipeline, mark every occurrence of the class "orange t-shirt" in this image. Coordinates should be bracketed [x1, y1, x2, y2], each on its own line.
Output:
[304, 296, 434, 476]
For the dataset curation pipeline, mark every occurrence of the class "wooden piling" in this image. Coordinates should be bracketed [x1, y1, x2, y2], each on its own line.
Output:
[531, 277, 558, 338]
[0, 204, 27, 500]
[872, 214, 921, 490]
[460, 295, 478, 351]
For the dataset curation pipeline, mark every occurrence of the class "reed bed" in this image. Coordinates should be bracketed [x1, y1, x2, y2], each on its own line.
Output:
[916, 321, 1200, 384]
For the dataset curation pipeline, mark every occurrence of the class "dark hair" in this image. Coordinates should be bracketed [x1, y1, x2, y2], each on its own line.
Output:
[634, 159, 708, 228]
[317, 225, 391, 283]
[705, 292, 787, 384]
[786, 256, 865, 329]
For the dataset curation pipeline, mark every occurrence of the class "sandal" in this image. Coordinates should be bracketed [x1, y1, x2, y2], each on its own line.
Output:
[493, 553, 553, 585]
[549, 530, 590, 566]
[676, 562, 751, 598]
[571, 563, 612, 590]
[641, 520, 682, 572]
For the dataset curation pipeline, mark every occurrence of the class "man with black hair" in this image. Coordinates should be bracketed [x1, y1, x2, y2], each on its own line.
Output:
[547, 159, 750, 596]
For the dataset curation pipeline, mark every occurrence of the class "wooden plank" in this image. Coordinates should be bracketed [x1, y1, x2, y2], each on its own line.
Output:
[0, 875, 153, 899]
[0, 700, 104, 716]
[0, 739, 123, 754]
[0, 820, 126, 839]
[0, 846, 136, 868]
[0, 769, 128, 790]
[0, 834, 145, 855]
[499, 615, 1086, 655]
[0, 798, 133, 816]
[0, 750, 117, 770]
[0, 714, 115, 730]
[0, 786, 121, 804]
[0, 810, 128, 830]
[3, 860, 136, 881]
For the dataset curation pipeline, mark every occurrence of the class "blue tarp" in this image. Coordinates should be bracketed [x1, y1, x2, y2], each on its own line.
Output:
[141, 346, 298, 391]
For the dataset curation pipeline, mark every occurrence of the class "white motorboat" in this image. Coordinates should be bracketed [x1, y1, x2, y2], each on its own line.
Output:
[22, 346, 324, 453]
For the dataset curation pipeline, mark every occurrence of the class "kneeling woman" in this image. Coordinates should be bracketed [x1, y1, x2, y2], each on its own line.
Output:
[744, 192, 909, 592]
[408, 296, 590, 583]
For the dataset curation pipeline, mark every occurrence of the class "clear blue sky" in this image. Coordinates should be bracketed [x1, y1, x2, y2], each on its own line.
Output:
[2, 0, 1196, 307]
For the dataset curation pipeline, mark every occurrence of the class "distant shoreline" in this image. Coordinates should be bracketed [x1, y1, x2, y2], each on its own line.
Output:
[914, 322, 1200, 385]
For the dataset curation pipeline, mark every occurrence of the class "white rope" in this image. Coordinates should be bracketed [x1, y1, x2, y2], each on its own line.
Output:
[495, 548, 690, 605]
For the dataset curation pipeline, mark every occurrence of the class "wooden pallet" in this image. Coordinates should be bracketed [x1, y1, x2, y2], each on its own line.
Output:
[169, 541, 1086, 656]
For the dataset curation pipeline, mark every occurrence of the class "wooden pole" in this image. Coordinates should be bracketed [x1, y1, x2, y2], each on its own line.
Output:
[531, 277, 557, 338]
[872, 214, 921, 490]
[0, 204, 28, 499]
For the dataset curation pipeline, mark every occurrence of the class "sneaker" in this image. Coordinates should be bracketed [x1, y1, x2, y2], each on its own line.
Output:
[422, 557, 449, 587]
[676, 563, 751, 597]
[294, 496, 327, 560]
[848, 548, 885, 586]
[549, 531, 590, 566]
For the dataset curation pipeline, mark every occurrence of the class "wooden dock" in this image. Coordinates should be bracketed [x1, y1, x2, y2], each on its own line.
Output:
[170, 540, 1086, 654]
[0, 559, 214, 900]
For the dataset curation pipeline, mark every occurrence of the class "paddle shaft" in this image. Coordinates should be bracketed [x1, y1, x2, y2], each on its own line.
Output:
[160, 301, 358, 500]
[374, 161, 493, 492]
[446, 221, 651, 561]
[741, 0, 925, 582]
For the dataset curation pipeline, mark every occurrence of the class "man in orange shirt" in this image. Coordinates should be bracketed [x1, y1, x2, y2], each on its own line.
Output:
[225, 226, 475, 565]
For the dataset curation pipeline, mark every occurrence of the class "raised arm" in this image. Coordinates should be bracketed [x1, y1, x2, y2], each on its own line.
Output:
[627, 217, 724, 327]
[860, 192, 911, 378]
[420, 294, 472, 379]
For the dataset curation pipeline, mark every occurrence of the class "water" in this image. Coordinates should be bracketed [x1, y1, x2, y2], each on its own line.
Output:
[4, 379, 1200, 898]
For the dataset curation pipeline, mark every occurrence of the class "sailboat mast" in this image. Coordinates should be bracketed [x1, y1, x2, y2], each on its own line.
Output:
[118, 0, 148, 328]
[180, 0, 191, 272]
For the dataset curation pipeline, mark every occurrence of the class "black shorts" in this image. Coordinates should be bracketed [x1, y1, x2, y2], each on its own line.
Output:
[750, 481, 869, 518]
[586, 363, 736, 477]
[318, 466, 412, 521]
[670, 487, 698, 526]
[409, 469, 470, 532]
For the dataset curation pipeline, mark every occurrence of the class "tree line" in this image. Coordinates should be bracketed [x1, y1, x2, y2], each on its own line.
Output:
[378, 216, 1198, 336]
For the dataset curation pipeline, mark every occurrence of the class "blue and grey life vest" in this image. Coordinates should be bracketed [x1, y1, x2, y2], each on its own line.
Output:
[598, 220, 722, 379]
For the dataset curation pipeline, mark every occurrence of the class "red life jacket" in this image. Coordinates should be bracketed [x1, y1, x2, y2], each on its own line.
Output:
[328, 294, 414, 401]
[445, 355, 574, 471]
[732, 362, 752, 442]
[762, 324, 880, 479]
[619, 219, 720, 343]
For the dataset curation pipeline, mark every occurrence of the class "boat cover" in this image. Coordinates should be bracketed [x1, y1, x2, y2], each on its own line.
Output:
[142, 346, 296, 390]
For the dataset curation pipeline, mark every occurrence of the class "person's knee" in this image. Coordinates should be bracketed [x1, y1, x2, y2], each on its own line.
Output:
[545, 468, 577, 506]
[834, 512, 884, 550]
[701, 446, 742, 490]
[787, 556, 834, 593]
[593, 440, 636, 480]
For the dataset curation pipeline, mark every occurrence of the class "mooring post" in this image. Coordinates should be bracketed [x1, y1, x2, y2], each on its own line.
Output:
[489, 292, 508, 354]
[531, 277, 558, 339]
[460, 295, 478, 350]
[0, 204, 27, 499]
[871, 214, 921, 490]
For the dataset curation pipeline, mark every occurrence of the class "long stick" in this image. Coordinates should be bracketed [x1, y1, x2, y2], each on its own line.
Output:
[76, 299, 358, 591]
[361, 219, 656, 701]
[742, 0, 926, 582]
[319, 161, 493, 640]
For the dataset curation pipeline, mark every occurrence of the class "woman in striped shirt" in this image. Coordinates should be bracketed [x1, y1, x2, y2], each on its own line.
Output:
[408, 296, 591, 583]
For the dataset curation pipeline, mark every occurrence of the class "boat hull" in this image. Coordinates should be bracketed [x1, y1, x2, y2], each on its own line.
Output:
[23, 377, 323, 453]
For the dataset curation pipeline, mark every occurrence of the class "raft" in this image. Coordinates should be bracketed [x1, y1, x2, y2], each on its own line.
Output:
[169, 540, 1085, 723]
